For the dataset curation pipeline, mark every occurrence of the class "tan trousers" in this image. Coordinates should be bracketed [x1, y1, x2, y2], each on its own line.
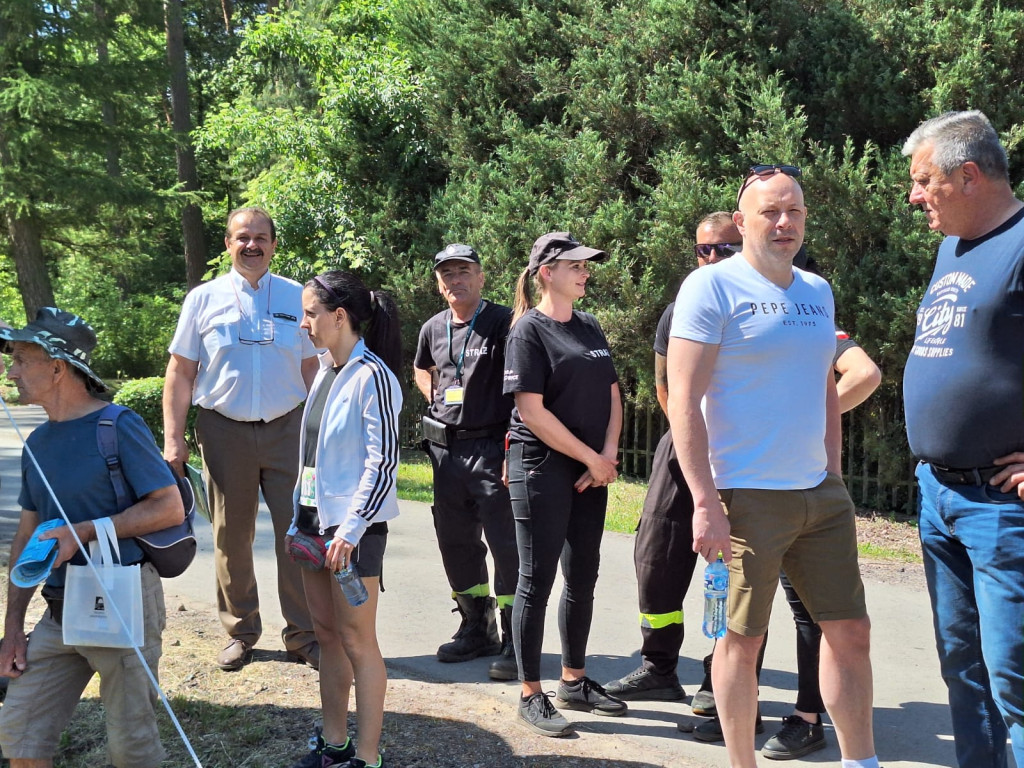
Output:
[0, 564, 166, 767]
[196, 406, 314, 651]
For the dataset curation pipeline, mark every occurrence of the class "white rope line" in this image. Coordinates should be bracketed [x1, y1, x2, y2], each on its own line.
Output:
[1, 400, 203, 767]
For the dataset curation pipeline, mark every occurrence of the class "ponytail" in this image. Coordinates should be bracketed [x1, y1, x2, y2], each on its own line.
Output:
[307, 270, 402, 374]
[364, 291, 402, 374]
[511, 268, 536, 328]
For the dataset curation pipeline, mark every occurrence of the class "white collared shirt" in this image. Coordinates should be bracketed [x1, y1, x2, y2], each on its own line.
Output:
[169, 268, 316, 422]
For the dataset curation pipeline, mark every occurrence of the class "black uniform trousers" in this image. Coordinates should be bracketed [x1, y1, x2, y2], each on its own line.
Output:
[427, 436, 519, 598]
[633, 429, 699, 676]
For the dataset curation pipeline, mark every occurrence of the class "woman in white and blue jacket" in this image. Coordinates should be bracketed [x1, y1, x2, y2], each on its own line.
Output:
[287, 270, 403, 768]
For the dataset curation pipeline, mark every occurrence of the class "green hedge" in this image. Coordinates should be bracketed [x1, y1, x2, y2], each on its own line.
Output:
[113, 377, 198, 455]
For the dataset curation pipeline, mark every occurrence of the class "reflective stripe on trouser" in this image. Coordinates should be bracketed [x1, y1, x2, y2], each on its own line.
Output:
[451, 584, 514, 610]
[640, 610, 683, 629]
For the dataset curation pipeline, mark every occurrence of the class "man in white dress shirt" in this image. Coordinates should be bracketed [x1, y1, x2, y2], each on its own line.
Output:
[163, 207, 320, 671]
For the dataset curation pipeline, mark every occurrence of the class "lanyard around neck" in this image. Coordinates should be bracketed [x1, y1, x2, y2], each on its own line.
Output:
[447, 300, 485, 383]
[230, 273, 272, 321]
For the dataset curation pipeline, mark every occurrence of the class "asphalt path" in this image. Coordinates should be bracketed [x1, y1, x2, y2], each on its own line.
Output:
[0, 404, 962, 767]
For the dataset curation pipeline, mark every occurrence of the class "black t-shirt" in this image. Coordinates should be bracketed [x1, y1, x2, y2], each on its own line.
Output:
[504, 308, 618, 452]
[654, 302, 675, 356]
[414, 300, 513, 429]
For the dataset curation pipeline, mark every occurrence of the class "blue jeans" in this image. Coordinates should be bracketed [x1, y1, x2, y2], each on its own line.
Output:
[917, 462, 1024, 768]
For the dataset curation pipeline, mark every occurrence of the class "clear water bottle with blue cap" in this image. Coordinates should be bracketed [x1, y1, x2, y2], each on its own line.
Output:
[335, 564, 368, 607]
[702, 556, 729, 638]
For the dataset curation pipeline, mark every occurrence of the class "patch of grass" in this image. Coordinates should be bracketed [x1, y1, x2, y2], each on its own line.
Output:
[396, 449, 645, 534]
[857, 541, 922, 563]
[604, 475, 646, 533]
[397, 449, 433, 504]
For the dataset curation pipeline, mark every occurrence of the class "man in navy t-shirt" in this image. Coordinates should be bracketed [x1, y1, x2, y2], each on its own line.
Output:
[903, 110, 1024, 768]
[0, 309, 183, 767]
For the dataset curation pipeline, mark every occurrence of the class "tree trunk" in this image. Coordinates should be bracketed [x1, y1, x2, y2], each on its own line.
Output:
[94, 1, 120, 178]
[221, 0, 233, 32]
[4, 211, 55, 320]
[165, 0, 207, 290]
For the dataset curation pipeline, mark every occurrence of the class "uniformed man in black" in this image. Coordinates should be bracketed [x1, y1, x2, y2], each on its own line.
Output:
[414, 244, 519, 680]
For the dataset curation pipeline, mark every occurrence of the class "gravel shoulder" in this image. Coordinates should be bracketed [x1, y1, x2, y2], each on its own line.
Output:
[0, 512, 928, 768]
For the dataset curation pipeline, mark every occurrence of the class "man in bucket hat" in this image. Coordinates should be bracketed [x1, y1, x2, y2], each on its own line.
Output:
[0, 308, 184, 768]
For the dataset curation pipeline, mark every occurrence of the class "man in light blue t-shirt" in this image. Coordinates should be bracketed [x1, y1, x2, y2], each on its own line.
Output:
[667, 168, 878, 768]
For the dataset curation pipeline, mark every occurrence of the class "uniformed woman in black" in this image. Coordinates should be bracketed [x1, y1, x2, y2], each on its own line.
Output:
[503, 232, 625, 737]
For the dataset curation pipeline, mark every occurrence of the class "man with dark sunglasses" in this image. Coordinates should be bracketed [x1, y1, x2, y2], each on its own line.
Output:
[603, 211, 740, 703]
[668, 167, 879, 768]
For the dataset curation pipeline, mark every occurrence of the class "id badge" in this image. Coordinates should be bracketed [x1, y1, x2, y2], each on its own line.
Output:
[299, 466, 317, 506]
[444, 386, 465, 406]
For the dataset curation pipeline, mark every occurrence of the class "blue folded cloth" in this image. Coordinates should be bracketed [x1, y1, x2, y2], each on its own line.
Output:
[11, 518, 65, 588]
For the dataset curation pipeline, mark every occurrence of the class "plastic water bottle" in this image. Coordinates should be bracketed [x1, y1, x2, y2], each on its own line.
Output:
[335, 565, 369, 607]
[702, 557, 729, 639]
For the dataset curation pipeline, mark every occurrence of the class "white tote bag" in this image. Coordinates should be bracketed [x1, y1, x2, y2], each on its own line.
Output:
[63, 516, 144, 648]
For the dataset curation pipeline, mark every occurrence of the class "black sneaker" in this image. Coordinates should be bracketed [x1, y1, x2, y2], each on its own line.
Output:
[762, 714, 826, 760]
[690, 653, 716, 716]
[603, 666, 685, 701]
[290, 727, 355, 768]
[345, 755, 385, 768]
[518, 691, 574, 737]
[692, 711, 764, 743]
[555, 676, 628, 717]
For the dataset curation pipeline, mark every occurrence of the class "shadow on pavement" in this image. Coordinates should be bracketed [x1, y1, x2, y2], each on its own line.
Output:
[40, 699, 668, 768]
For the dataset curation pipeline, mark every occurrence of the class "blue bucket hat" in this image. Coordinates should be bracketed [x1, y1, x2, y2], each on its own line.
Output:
[0, 308, 107, 392]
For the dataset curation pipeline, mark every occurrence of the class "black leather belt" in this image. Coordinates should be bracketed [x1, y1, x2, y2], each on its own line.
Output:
[452, 426, 506, 441]
[928, 463, 1000, 487]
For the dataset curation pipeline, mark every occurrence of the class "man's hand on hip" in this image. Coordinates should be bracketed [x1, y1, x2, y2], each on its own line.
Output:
[992, 452, 1024, 499]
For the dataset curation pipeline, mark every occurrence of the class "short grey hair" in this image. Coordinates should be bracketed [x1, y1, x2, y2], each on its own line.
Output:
[902, 110, 1008, 181]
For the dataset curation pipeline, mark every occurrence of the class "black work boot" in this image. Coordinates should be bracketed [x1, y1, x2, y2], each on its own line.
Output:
[437, 594, 502, 662]
[489, 605, 517, 680]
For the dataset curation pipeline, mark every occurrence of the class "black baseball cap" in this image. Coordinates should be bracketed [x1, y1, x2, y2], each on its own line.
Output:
[528, 232, 607, 275]
[434, 243, 480, 268]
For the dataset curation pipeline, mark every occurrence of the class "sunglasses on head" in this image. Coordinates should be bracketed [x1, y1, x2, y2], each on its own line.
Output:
[694, 242, 740, 260]
[736, 164, 803, 207]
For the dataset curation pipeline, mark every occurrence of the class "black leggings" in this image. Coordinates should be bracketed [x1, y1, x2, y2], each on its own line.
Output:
[779, 571, 824, 713]
[508, 441, 607, 682]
